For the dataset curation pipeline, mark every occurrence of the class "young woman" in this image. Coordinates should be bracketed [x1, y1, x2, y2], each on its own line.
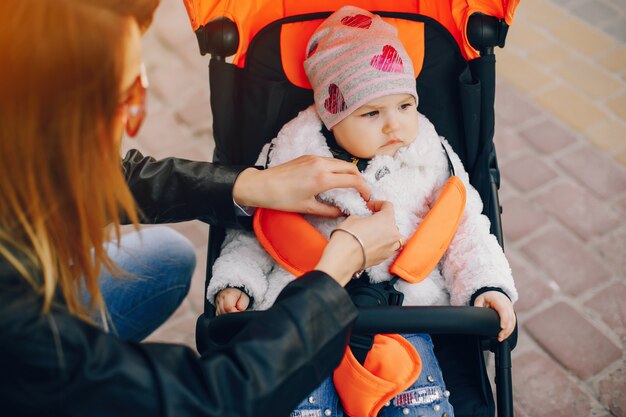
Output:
[0, 1, 402, 416]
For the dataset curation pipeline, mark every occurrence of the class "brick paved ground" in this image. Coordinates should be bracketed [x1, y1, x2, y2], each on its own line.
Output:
[133, 1, 626, 415]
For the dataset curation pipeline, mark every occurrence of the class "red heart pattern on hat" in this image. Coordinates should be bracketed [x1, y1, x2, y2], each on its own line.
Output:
[340, 14, 372, 29]
[324, 83, 347, 114]
[370, 45, 404, 73]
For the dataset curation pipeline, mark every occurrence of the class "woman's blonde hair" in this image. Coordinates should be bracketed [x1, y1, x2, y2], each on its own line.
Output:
[0, 0, 140, 320]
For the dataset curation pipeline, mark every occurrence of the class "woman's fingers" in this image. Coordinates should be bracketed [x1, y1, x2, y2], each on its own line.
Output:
[315, 199, 400, 286]
[306, 201, 343, 217]
[321, 158, 371, 201]
[233, 156, 371, 213]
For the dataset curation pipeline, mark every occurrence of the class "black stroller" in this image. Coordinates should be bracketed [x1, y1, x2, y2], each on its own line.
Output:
[182, 1, 519, 416]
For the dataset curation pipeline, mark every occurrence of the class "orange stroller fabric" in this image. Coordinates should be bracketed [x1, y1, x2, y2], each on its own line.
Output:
[333, 334, 422, 417]
[182, 0, 520, 61]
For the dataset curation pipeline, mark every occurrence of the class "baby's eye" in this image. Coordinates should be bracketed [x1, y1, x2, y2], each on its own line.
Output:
[400, 102, 414, 110]
[361, 110, 379, 118]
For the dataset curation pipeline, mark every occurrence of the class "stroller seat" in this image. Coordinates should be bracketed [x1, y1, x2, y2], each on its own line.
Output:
[182, 1, 519, 416]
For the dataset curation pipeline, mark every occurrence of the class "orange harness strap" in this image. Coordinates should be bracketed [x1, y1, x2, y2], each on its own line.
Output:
[253, 176, 466, 282]
[390, 175, 466, 282]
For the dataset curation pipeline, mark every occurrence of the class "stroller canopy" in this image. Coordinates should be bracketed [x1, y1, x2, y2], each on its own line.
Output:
[182, 0, 519, 63]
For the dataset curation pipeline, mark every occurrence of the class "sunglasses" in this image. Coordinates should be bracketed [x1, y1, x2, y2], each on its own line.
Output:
[119, 63, 148, 137]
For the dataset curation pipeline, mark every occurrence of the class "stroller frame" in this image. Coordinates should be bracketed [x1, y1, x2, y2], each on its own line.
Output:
[190, 5, 516, 417]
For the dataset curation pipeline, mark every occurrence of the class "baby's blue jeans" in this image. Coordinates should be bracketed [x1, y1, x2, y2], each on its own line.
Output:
[292, 333, 454, 417]
[97, 226, 196, 341]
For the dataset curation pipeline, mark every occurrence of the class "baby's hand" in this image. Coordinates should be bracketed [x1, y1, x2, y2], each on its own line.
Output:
[473, 291, 516, 342]
[215, 287, 250, 316]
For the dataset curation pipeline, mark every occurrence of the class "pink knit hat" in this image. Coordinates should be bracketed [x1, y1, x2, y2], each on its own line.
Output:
[304, 6, 418, 130]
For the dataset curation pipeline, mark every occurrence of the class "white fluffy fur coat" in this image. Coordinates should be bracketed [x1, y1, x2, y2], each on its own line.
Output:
[207, 106, 517, 310]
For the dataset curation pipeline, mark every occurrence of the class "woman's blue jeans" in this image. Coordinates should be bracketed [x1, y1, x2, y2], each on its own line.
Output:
[98, 226, 196, 341]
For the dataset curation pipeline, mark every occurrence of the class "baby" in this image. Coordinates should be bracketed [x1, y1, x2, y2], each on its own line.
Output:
[208, 6, 517, 417]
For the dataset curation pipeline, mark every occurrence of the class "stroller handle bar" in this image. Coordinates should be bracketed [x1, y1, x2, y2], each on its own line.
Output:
[201, 306, 504, 341]
[354, 306, 501, 336]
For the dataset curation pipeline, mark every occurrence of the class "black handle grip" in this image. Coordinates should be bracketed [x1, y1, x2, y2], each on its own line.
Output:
[467, 13, 509, 55]
[195, 17, 239, 59]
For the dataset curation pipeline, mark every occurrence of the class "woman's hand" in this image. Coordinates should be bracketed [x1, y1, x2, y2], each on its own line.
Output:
[215, 288, 250, 316]
[315, 200, 403, 286]
[232, 155, 371, 217]
[473, 291, 516, 342]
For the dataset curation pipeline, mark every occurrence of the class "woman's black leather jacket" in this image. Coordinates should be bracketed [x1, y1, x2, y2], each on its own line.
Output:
[0, 150, 357, 417]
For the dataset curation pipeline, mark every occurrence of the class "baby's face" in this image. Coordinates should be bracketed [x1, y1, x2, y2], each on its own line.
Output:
[332, 94, 418, 159]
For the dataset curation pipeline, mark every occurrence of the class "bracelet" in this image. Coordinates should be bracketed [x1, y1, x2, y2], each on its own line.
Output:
[330, 227, 367, 278]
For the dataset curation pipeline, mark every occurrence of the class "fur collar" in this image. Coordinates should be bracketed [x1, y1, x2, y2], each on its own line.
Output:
[265, 105, 448, 217]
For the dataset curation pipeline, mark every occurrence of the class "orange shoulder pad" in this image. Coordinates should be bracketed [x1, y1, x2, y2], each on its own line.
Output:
[390, 176, 466, 283]
[253, 208, 326, 277]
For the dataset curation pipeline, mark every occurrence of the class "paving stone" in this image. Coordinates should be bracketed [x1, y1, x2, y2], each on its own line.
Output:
[505, 23, 548, 52]
[501, 196, 549, 242]
[142, 31, 178, 75]
[501, 154, 558, 192]
[598, 362, 626, 417]
[524, 302, 622, 379]
[551, 0, 587, 6]
[616, 195, 626, 216]
[528, 43, 575, 68]
[549, 15, 617, 57]
[595, 227, 626, 276]
[590, 407, 620, 417]
[134, 109, 189, 158]
[160, 141, 214, 162]
[572, 1, 620, 26]
[534, 85, 608, 132]
[617, 149, 626, 169]
[506, 252, 555, 313]
[607, 92, 626, 122]
[189, 245, 209, 315]
[153, 0, 196, 52]
[513, 403, 530, 417]
[519, 118, 578, 155]
[606, 0, 626, 11]
[586, 120, 626, 151]
[495, 83, 544, 127]
[175, 90, 213, 133]
[521, 227, 611, 296]
[495, 124, 528, 158]
[522, 0, 571, 27]
[604, 20, 626, 43]
[497, 49, 555, 94]
[534, 182, 622, 240]
[597, 44, 626, 73]
[557, 146, 626, 198]
[513, 350, 593, 417]
[168, 221, 210, 248]
[555, 57, 624, 100]
[149, 62, 202, 105]
[585, 281, 626, 344]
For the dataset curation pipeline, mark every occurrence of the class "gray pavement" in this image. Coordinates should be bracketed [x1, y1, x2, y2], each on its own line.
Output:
[133, 1, 626, 416]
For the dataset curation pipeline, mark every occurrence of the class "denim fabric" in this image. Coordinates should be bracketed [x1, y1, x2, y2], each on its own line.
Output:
[292, 334, 454, 417]
[98, 227, 196, 341]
